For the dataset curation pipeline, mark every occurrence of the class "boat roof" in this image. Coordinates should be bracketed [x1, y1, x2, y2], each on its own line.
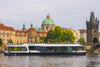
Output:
[6, 44, 83, 47]
[27, 43, 83, 47]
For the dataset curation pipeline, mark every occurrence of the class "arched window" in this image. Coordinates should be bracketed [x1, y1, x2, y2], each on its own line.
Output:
[50, 27, 52, 30]
[46, 26, 48, 30]
[42, 27, 44, 30]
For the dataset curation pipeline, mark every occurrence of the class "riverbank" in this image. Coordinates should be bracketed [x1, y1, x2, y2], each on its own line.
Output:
[0, 45, 6, 53]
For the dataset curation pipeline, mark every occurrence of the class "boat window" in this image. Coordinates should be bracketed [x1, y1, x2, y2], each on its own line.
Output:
[29, 46, 34, 50]
[46, 47, 68, 53]
[71, 46, 85, 51]
[9, 47, 27, 51]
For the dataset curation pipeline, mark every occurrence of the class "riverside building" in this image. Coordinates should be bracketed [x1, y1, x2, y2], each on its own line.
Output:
[0, 14, 55, 45]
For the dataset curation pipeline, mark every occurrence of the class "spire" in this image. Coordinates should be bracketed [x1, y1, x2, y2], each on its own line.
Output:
[47, 14, 50, 19]
[31, 23, 33, 27]
[22, 24, 26, 30]
[90, 12, 95, 22]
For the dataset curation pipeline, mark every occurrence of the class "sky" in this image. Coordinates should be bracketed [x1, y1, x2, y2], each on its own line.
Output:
[0, 0, 100, 30]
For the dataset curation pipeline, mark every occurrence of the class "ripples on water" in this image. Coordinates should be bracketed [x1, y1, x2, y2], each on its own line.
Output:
[0, 53, 100, 67]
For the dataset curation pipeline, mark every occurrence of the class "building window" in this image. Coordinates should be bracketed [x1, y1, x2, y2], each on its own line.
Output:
[50, 27, 52, 30]
[7, 39, 9, 41]
[3, 31, 5, 33]
[76, 37, 78, 39]
[22, 33, 24, 36]
[7, 35, 9, 37]
[3, 27, 4, 29]
[0, 35, 1, 37]
[0, 31, 1, 33]
[3, 35, 5, 37]
[76, 33, 78, 35]
[46, 26, 48, 30]
[17, 33, 20, 36]
[3, 39, 5, 41]
[7, 31, 9, 33]
[42, 27, 44, 30]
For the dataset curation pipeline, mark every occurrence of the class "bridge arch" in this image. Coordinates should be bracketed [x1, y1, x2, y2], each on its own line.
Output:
[93, 37, 98, 43]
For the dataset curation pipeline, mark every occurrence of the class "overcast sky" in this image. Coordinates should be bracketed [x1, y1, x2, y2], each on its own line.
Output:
[0, 0, 100, 30]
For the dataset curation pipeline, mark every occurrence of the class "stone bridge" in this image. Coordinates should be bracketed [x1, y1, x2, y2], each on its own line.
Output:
[93, 42, 100, 53]
[86, 12, 100, 53]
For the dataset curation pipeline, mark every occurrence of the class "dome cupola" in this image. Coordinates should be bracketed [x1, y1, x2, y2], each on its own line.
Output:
[42, 14, 55, 25]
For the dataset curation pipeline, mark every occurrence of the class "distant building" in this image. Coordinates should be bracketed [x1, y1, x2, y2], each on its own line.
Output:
[98, 33, 100, 42]
[41, 14, 55, 32]
[79, 29, 87, 41]
[0, 23, 15, 45]
[86, 12, 99, 45]
[0, 14, 55, 45]
[69, 28, 80, 42]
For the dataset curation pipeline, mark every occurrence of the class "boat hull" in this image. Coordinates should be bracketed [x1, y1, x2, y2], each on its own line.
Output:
[4, 52, 86, 56]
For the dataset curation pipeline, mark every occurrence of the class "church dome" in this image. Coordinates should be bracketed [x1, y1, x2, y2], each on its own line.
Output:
[42, 14, 55, 25]
[28, 23, 35, 31]
[28, 27, 35, 31]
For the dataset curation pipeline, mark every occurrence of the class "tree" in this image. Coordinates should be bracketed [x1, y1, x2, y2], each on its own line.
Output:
[78, 38, 87, 45]
[46, 30, 56, 43]
[0, 38, 3, 46]
[54, 26, 63, 43]
[8, 39, 13, 43]
[45, 26, 75, 44]
[40, 37, 46, 43]
[62, 29, 75, 43]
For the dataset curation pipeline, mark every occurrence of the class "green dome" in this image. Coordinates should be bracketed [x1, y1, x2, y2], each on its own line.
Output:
[42, 14, 55, 25]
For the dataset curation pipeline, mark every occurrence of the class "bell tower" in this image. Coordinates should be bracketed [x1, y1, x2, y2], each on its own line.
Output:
[86, 12, 99, 46]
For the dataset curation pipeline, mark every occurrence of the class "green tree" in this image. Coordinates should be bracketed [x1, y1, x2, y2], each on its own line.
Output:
[45, 26, 75, 44]
[8, 39, 13, 43]
[54, 26, 63, 43]
[46, 30, 56, 43]
[40, 37, 46, 43]
[0, 38, 3, 46]
[62, 29, 75, 43]
[78, 38, 87, 45]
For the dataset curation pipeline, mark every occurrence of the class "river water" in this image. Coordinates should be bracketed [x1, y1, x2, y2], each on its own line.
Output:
[0, 53, 100, 67]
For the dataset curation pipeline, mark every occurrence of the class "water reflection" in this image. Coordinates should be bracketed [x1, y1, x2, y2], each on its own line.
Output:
[0, 53, 100, 67]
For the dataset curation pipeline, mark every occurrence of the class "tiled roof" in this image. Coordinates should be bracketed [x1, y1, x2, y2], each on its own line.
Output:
[15, 30, 27, 36]
[28, 27, 35, 31]
[15, 30, 27, 32]
[0, 24, 15, 31]
[79, 29, 87, 33]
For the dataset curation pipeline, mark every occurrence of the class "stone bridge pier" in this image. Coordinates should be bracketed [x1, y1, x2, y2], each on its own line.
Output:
[94, 43, 100, 53]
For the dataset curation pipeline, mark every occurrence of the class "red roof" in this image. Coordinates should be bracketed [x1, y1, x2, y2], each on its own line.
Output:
[79, 29, 86, 33]
[28, 27, 35, 31]
[15, 30, 27, 36]
[0, 24, 15, 31]
[0, 24, 6, 27]
[15, 30, 27, 32]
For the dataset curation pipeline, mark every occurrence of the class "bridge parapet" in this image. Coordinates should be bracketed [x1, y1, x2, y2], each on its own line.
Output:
[94, 42, 100, 46]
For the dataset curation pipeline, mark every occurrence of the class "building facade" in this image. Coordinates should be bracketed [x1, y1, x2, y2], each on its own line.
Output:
[69, 28, 80, 42]
[41, 14, 55, 32]
[79, 29, 87, 41]
[0, 14, 55, 45]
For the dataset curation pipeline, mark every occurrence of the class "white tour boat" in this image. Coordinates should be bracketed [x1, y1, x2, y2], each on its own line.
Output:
[4, 43, 86, 56]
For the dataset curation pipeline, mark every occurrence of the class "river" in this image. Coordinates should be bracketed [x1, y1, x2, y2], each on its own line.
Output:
[0, 53, 100, 67]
